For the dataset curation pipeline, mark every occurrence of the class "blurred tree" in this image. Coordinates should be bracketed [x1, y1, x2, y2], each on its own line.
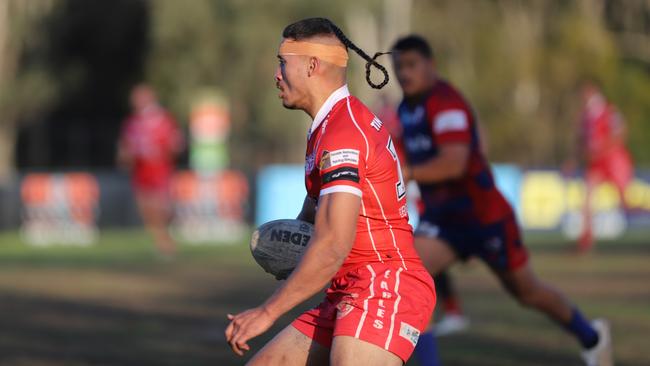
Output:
[6, 0, 650, 173]
[13, 0, 148, 169]
[0, 0, 56, 182]
[408, 0, 650, 167]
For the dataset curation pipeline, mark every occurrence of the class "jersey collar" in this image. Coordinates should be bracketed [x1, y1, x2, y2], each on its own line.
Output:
[310, 84, 350, 135]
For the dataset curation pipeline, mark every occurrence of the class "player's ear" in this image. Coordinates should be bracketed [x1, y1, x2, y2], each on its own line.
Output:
[307, 57, 318, 77]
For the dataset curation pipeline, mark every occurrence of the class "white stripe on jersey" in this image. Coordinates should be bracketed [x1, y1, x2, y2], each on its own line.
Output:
[346, 97, 370, 162]
[345, 98, 383, 264]
[366, 179, 408, 270]
[355, 264, 377, 338]
[384, 267, 403, 350]
[320, 185, 362, 197]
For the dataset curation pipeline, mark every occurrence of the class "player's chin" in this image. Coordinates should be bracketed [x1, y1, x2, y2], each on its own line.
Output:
[281, 99, 298, 110]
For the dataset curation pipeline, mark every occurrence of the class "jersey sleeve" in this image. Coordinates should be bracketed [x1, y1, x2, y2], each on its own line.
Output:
[316, 124, 368, 198]
[428, 98, 472, 144]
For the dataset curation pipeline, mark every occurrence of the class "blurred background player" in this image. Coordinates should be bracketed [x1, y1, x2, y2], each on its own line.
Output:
[375, 94, 469, 337]
[117, 84, 183, 258]
[575, 81, 634, 252]
[390, 35, 612, 366]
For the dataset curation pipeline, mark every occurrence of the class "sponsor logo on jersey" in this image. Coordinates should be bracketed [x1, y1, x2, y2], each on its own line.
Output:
[320, 149, 360, 170]
[400, 105, 425, 126]
[399, 322, 421, 347]
[336, 293, 358, 319]
[322, 167, 360, 184]
[405, 134, 433, 153]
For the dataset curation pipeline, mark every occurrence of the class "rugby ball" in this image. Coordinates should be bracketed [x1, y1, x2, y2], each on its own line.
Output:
[250, 219, 314, 280]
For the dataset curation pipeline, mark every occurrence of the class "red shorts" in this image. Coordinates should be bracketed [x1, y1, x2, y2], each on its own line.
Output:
[292, 262, 436, 362]
[133, 164, 173, 195]
[588, 147, 633, 193]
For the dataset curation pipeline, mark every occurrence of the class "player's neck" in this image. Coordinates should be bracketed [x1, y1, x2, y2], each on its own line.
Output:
[404, 77, 439, 104]
[306, 82, 347, 120]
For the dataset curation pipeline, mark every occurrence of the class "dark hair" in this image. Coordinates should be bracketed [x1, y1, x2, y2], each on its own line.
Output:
[391, 35, 433, 59]
[282, 17, 390, 89]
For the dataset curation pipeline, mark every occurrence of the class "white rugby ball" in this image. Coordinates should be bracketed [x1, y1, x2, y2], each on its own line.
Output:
[250, 219, 314, 280]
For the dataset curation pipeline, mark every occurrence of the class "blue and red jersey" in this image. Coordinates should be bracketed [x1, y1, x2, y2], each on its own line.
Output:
[397, 80, 512, 225]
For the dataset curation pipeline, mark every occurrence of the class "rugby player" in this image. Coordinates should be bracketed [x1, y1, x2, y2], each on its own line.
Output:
[390, 35, 612, 366]
[376, 95, 469, 338]
[576, 82, 634, 252]
[118, 84, 182, 258]
[225, 18, 436, 365]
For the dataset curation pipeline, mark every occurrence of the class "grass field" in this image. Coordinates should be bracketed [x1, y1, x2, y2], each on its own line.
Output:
[0, 229, 648, 366]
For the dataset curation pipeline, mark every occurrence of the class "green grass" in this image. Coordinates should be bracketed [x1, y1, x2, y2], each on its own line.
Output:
[0, 229, 648, 365]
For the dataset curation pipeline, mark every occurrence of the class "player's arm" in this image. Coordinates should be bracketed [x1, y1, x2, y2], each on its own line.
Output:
[265, 191, 358, 314]
[403, 107, 471, 183]
[296, 195, 317, 224]
[116, 123, 133, 170]
[404, 143, 469, 183]
[225, 192, 359, 355]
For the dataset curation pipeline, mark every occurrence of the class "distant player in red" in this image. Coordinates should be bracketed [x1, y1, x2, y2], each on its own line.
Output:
[577, 82, 634, 251]
[118, 84, 183, 257]
[391, 35, 612, 366]
[225, 19, 435, 365]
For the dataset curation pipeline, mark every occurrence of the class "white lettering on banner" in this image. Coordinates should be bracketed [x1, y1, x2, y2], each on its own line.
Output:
[433, 110, 467, 134]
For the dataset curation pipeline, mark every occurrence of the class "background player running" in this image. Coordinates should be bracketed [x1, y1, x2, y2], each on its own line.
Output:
[376, 95, 469, 337]
[390, 35, 613, 366]
[225, 18, 436, 365]
[573, 81, 634, 252]
[118, 84, 183, 258]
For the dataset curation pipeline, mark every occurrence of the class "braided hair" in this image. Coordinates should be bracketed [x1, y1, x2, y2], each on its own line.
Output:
[282, 18, 390, 89]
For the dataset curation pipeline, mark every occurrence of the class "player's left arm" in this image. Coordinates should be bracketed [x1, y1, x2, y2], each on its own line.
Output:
[225, 191, 360, 356]
[404, 107, 471, 183]
[404, 143, 469, 183]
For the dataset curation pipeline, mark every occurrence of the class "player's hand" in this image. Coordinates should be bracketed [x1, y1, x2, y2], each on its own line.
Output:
[225, 307, 276, 356]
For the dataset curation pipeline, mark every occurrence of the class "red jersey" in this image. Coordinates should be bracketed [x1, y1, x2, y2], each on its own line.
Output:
[121, 105, 182, 188]
[304, 85, 424, 273]
[581, 94, 626, 160]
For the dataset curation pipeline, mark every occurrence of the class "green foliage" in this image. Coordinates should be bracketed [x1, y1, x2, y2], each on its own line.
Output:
[0, 0, 57, 124]
[3, 0, 650, 172]
[411, 0, 648, 167]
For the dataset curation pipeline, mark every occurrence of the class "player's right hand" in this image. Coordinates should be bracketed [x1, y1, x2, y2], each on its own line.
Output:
[225, 307, 276, 356]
